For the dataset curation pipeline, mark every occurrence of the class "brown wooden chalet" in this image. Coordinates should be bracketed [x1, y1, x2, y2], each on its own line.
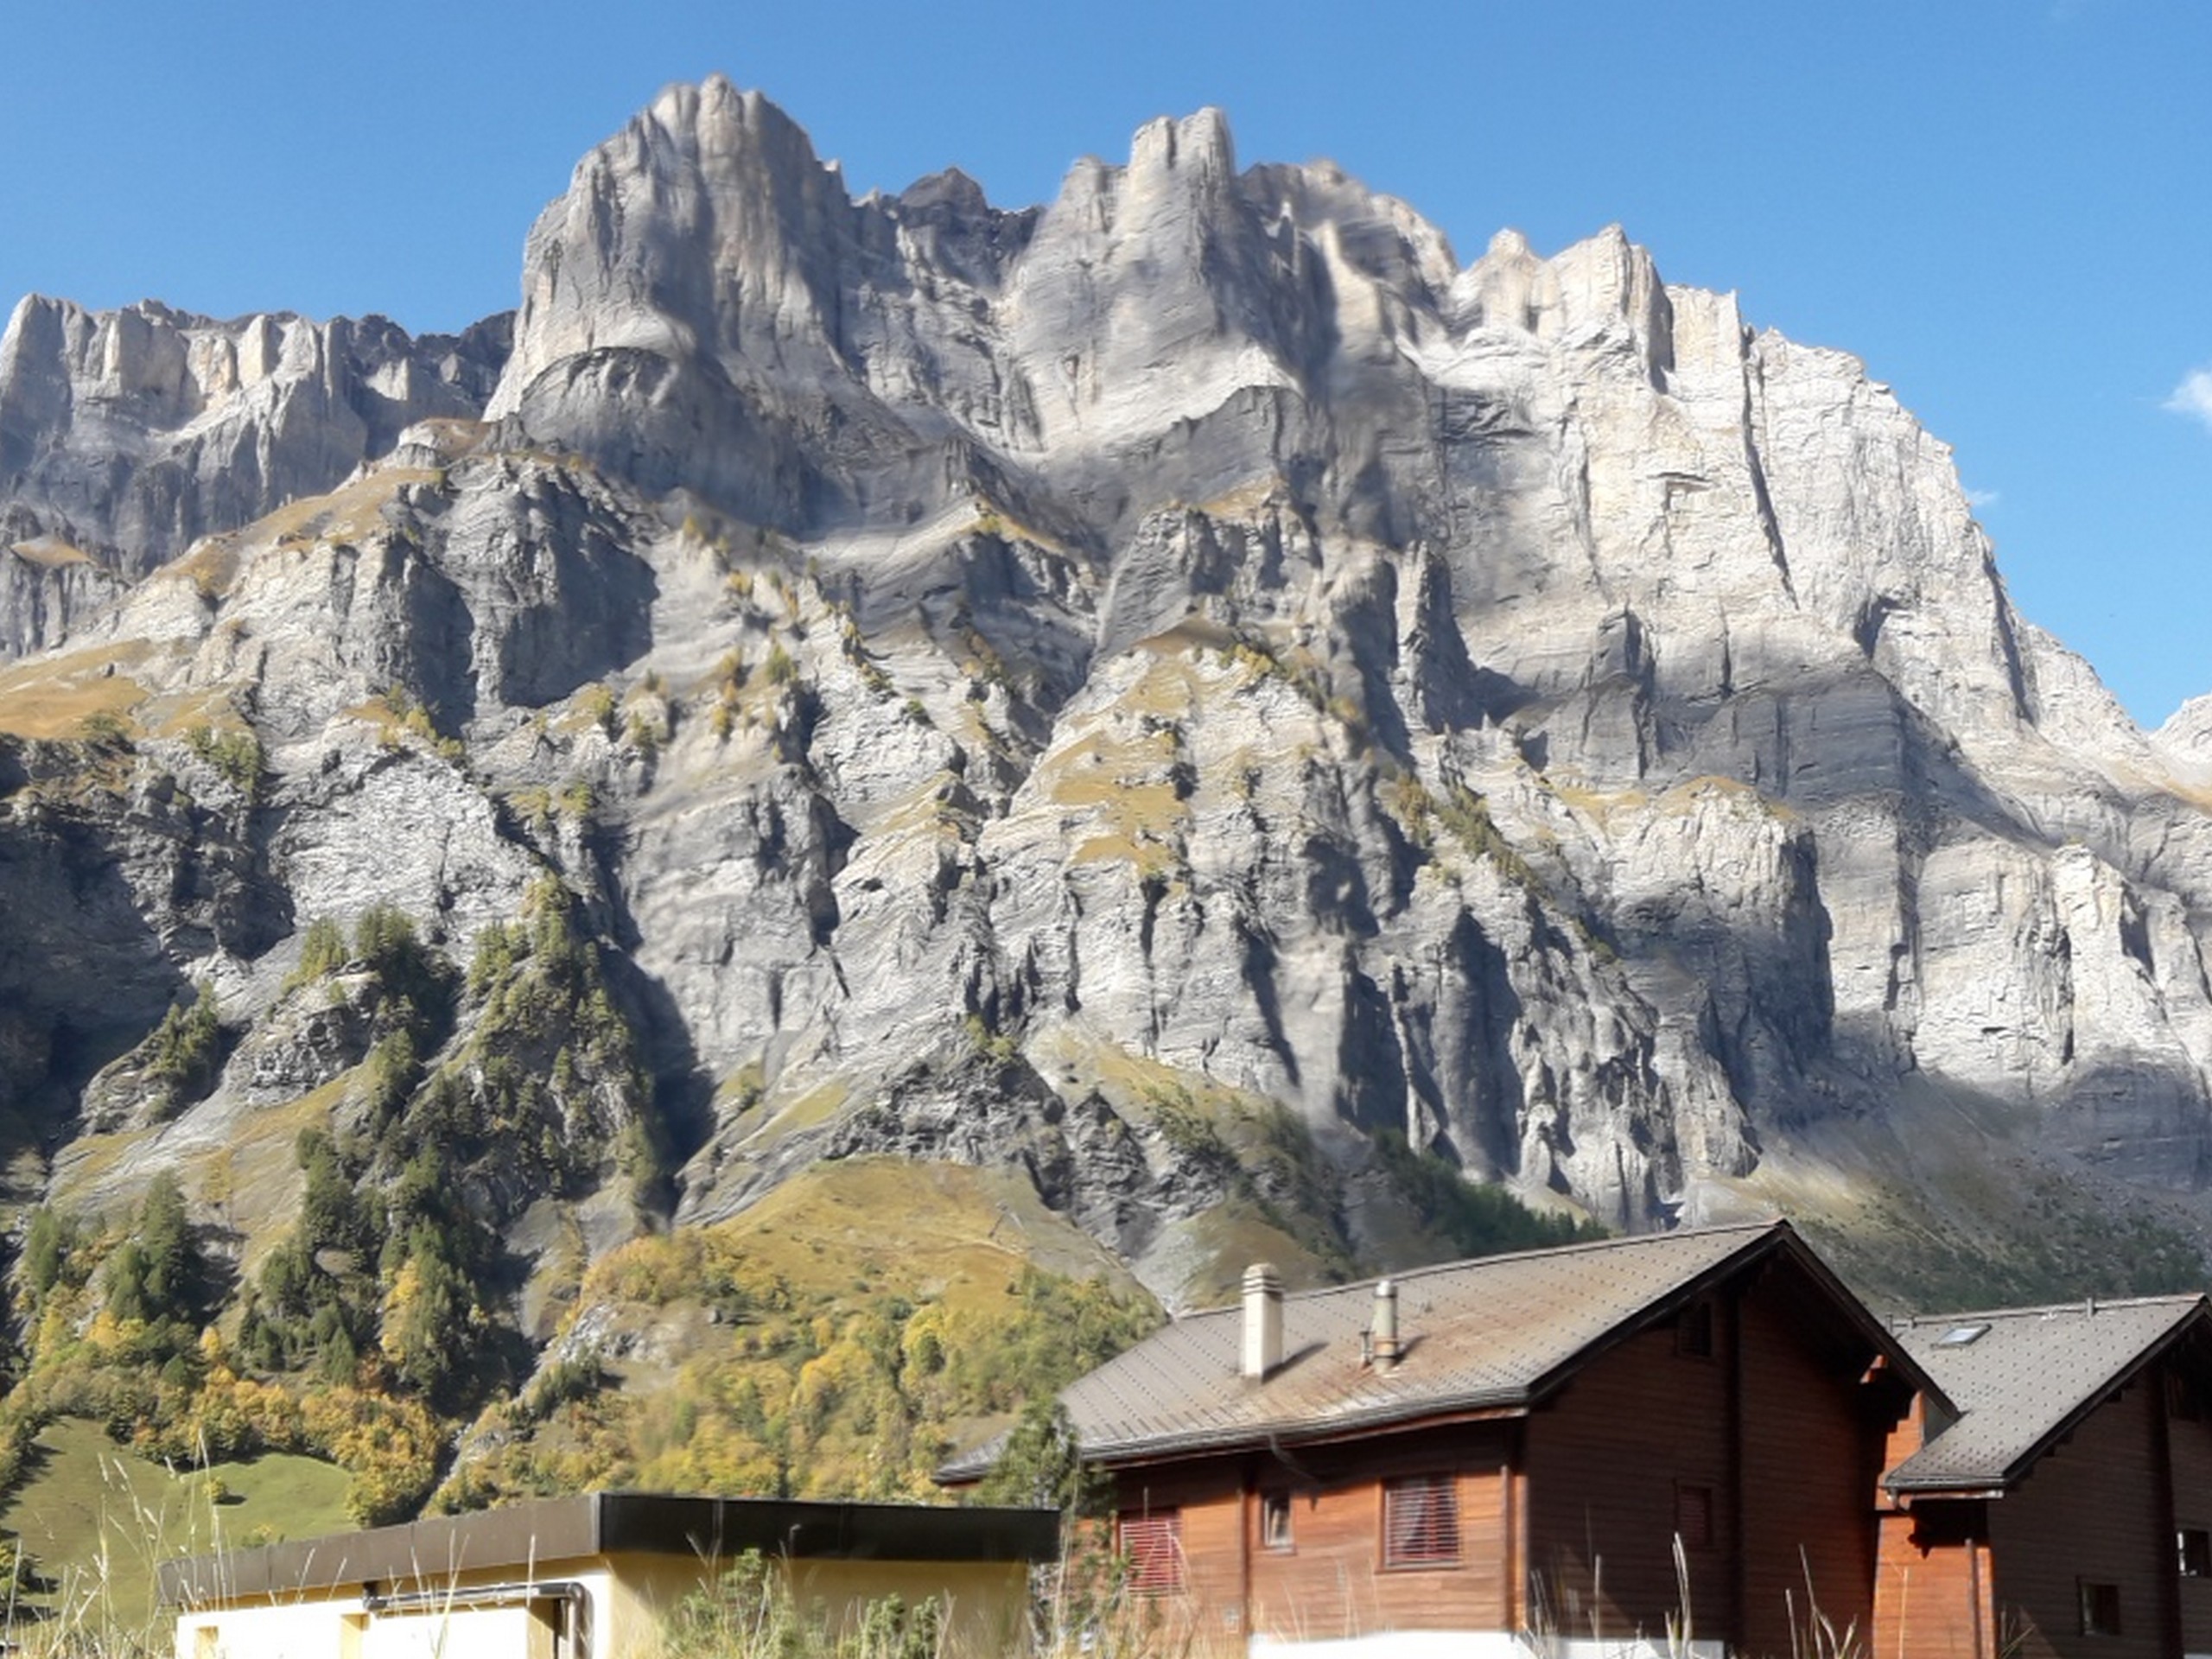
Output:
[1879, 1295, 2212, 1659]
[942, 1220, 1946, 1658]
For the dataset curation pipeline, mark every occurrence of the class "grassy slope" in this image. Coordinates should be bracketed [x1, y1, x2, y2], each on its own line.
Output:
[440, 1156, 1160, 1507]
[0, 1419, 350, 1637]
[711, 1155, 1141, 1307]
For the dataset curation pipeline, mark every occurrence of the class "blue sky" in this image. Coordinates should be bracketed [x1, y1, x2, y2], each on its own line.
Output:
[3, 1, 2206, 723]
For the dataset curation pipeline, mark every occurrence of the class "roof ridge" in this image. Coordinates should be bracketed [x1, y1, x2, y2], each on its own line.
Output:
[1895, 1292, 2208, 1329]
[1177, 1218, 1785, 1317]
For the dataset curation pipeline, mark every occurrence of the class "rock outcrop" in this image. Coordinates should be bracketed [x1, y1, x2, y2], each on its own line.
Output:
[0, 296, 510, 657]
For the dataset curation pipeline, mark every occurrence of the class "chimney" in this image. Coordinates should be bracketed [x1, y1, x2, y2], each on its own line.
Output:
[1242, 1262, 1283, 1381]
[1371, 1278, 1402, 1371]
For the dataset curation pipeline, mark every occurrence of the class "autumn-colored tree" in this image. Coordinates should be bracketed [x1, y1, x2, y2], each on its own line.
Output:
[379, 1225, 474, 1404]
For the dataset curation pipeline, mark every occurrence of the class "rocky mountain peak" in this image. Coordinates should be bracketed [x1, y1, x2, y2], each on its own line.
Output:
[1127, 105, 1236, 181]
[490, 76, 871, 416]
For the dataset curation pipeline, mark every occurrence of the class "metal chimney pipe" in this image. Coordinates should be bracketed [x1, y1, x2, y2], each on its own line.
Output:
[1243, 1262, 1284, 1380]
[1371, 1277, 1402, 1371]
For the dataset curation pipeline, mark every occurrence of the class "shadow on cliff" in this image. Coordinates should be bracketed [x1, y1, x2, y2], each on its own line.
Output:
[577, 817, 718, 1218]
[1776, 1069, 2212, 1311]
[0, 741, 206, 1148]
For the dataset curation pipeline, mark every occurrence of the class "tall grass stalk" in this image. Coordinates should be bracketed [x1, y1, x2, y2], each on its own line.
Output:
[1785, 1549, 1863, 1659]
[660, 1551, 952, 1659]
[1664, 1535, 1694, 1659]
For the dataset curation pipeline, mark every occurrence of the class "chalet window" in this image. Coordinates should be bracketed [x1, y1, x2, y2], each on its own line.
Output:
[1382, 1473, 1460, 1567]
[1119, 1510, 1184, 1594]
[2170, 1370, 2203, 1422]
[1675, 1482, 1714, 1549]
[2182, 1528, 2212, 1577]
[1676, 1300, 1714, 1359]
[1261, 1491, 1294, 1550]
[2079, 1580, 2122, 1637]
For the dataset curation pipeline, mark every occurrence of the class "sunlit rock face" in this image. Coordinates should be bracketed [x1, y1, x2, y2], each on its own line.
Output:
[0, 294, 509, 653]
[7, 78, 2212, 1308]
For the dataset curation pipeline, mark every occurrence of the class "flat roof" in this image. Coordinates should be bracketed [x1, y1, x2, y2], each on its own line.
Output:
[160, 1491, 1059, 1605]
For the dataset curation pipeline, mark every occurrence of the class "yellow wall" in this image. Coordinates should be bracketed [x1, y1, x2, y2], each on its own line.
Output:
[175, 1550, 1033, 1659]
[605, 1550, 1032, 1659]
[174, 1560, 617, 1659]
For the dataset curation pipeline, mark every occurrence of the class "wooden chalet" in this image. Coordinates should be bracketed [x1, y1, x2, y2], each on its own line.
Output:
[942, 1220, 1944, 1659]
[1880, 1295, 2212, 1659]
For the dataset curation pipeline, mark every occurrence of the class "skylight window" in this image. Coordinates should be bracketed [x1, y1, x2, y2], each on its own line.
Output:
[1937, 1324, 1991, 1347]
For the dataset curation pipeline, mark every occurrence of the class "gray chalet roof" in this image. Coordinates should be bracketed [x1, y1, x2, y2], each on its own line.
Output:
[943, 1219, 1922, 1480]
[1886, 1294, 2212, 1494]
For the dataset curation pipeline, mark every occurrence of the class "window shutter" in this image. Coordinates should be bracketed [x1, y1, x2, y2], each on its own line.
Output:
[1383, 1474, 1460, 1567]
[1119, 1510, 1184, 1593]
[1675, 1483, 1714, 1549]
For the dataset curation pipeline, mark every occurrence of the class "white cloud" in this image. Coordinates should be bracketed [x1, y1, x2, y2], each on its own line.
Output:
[2167, 366, 2212, 433]
[1963, 486, 2000, 510]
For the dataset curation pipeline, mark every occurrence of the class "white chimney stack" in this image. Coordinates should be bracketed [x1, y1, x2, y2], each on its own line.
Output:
[1243, 1262, 1284, 1380]
[1371, 1277, 1402, 1371]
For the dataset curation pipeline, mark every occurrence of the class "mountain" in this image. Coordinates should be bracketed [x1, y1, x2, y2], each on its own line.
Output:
[3, 76, 2211, 1516]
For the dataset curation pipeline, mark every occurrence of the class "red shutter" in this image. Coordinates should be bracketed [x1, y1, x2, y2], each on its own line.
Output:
[1383, 1474, 1460, 1567]
[1119, 1510, 1184, 1593]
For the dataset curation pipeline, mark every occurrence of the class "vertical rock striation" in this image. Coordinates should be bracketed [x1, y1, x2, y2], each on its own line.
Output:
[0, 296, 510, 656]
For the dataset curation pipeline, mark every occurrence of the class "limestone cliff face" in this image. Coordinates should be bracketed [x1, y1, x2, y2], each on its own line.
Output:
[0, 296, 510, 655]
[5, 78, 2211, 1312]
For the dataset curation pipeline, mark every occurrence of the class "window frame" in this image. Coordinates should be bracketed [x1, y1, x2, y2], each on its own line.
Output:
[2078, 1579, 2122, 1637]
[2182, 1527, 2212, 1578]
[1381, 1471, 1462, 1570]
[1260, 1491, 1294, 1552]
[2170, 1370, 2204, 1422]
[1676, 1298, 1715, 1360]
